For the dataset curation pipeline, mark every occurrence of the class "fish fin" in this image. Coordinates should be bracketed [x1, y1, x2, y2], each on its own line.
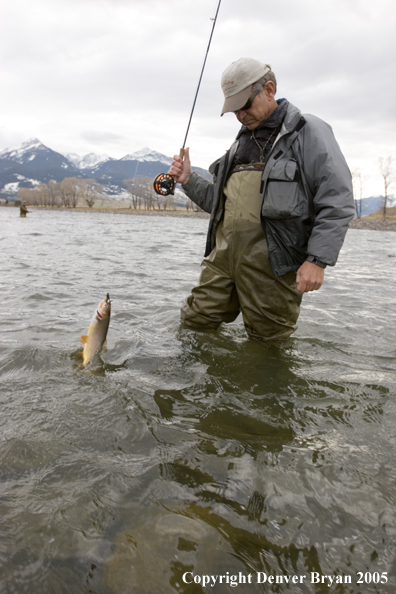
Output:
[80, 335, 89, 344]
[76, 351, 83, 358]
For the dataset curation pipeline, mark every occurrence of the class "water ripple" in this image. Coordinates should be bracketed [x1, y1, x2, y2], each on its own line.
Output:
[1, 209, 396, 592]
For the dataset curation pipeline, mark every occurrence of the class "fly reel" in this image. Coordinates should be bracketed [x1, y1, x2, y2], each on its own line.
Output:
[153, 173, 176, 196]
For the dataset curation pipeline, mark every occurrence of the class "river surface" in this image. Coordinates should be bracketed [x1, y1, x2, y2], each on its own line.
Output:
[1, 207, 396, 594]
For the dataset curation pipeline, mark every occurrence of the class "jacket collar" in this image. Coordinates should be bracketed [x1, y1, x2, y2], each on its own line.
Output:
[280, 101, 303, 133]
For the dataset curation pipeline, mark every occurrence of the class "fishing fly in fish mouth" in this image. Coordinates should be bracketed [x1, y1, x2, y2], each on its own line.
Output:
[78, 293, 111, 367]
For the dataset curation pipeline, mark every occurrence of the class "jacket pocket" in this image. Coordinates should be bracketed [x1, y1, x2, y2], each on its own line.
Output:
[262, 158, 305, 219]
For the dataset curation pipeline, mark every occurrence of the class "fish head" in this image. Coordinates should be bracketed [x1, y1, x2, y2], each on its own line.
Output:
[96, 293, 111, 321]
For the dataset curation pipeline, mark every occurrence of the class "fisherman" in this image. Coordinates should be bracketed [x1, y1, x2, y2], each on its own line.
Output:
[168, 58, 354, 341]
[19, 201, 30, 217]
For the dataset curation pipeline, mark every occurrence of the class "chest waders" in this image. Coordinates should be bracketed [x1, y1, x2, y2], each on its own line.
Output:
[180, 167, 303, 340]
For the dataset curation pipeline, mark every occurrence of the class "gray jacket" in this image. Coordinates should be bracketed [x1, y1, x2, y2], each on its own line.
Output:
[182, 101, 354, 276]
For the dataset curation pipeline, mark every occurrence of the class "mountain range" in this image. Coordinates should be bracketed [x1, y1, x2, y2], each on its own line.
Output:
[0, 138, 393, 215]
[0, 138, 210, 198]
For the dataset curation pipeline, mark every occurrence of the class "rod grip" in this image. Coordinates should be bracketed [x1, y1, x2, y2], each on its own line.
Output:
[172, 148, 185, 186]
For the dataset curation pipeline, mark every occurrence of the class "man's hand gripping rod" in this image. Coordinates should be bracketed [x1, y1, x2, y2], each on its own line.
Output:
[153, 0, 222, 196]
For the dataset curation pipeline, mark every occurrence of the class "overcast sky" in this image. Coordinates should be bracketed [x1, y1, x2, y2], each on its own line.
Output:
[1, 0, 395, 196]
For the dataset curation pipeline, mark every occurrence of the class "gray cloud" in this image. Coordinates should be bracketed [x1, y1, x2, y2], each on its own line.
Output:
[80, 131, 127, 146]
[0, 0, 395, 195]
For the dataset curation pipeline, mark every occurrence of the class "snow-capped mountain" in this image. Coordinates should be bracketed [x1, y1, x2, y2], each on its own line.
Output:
[66, 152, 113, 170]
[0, 138, 79, 195]
[121, 147, 173, 166]
[0, 138, 72, 170]
[0, 138, 209, 198]
[0, 138, 43, 163]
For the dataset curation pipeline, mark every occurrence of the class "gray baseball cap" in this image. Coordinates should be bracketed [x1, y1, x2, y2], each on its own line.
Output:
[220, 58, 270, 115]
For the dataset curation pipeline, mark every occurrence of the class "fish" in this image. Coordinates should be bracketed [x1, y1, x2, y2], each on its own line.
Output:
[79, 293, 111, 367]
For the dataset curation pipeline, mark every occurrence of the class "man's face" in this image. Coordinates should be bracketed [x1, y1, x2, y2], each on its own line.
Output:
[234, 83, 276, 130]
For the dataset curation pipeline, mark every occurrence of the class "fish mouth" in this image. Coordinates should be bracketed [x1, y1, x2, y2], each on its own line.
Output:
[97, 293, 111, 320]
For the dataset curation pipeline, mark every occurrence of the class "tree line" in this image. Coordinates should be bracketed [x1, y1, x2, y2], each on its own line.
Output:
[18, 178, 103, 208]
[123, 177, 202, 212]
[17, 175, 202, 212]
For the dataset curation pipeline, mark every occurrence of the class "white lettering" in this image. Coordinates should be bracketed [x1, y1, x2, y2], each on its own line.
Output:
[182, 572, 193, 584]
[310, 573, 351, 585]
[185, 571, 307, 587]
[238, 572, 246, 584]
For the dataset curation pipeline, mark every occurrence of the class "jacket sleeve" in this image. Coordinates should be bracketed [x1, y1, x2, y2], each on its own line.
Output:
[182, 172, 214, 214]
[300, 115, 355, 266]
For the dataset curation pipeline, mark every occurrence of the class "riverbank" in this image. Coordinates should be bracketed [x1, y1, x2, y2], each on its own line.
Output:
[3, 204, 396, 229]
[2, 204, 211, 219]
[51, 208, 396, 230]
[93, 208, 211, 219]
[349, 218, 396, 231]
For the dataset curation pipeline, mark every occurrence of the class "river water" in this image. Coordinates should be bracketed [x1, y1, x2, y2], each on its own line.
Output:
[1, 207, 396, 594]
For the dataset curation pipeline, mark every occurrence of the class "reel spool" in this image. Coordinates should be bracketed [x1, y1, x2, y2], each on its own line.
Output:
[153, 148, 184, 196]
[153, 173, 175, 196]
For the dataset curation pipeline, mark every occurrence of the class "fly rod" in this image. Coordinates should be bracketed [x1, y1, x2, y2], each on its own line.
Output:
[153, 0, 222, 196]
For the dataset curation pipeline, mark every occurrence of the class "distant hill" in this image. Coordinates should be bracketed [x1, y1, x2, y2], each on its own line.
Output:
[0, 139, 211, 199]
[356, 195, 396, 217]
[364, 205, 396, 220]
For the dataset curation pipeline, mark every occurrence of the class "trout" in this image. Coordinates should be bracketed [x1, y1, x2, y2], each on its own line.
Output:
[79, 293, 111, 366]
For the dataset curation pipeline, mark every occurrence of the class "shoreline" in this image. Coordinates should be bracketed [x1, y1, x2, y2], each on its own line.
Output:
[2, 205, 396, 229]
[348, 218, 396, 231]
[9, 205, 212, 219]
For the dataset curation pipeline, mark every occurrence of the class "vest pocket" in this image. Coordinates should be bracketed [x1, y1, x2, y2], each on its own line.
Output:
[262, 158, 304, 219]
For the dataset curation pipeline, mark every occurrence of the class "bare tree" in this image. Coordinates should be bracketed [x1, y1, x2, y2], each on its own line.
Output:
[58, 179, 71, 207]
[35, 183, 50, 206]
[59, 177, 80, 208]
[30, 187, 41, 206]
[18, 187, 33, 205]
[48, 180, 60, 207]
[80, 179, 103, 207]
[132, 176, 156, 210]
[378, 157, 394, 220]
[124, 178, 142, 209]
[162, 194, 175, 211]
[352, 168, 364, 219]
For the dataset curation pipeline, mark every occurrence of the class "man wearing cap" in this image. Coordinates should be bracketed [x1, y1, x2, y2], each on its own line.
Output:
[169, 58, 354, 341]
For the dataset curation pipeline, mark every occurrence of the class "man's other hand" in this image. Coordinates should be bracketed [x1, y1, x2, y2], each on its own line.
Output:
[296, 261, 325, 292]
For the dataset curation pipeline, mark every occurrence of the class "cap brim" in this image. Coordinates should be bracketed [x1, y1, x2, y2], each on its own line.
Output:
[220, 86, 252, 116]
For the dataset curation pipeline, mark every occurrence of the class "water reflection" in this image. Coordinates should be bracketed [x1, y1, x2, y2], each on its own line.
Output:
[1, 209, 396, 593]
[102, 330, 395, 593]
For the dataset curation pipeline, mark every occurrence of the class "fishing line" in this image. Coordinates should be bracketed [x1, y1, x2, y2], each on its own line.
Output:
[153, 0, 222, 196]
